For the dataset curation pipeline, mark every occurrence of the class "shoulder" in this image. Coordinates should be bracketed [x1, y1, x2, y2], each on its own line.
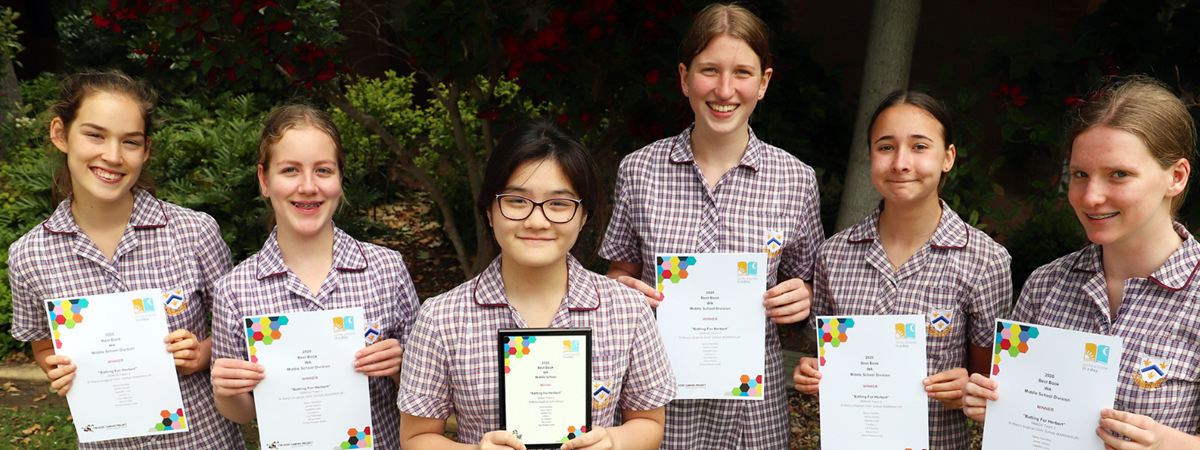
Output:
[1024, 248, 1087, 293]
[7, 222, 53, 269]
[217, 251, 265, 292]
[618, 136, 679, 173]
[758, 142, 815, 176]
[962, 225, 1011, 262]
[354, 238, 408, 269]
[160, 201, 221, 237]
[589, 270, 655, 317]
[417, 279, 475, 320]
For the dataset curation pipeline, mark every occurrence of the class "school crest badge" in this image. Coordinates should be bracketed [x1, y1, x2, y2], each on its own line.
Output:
[161, 289, 188, 316]
[592, 380, 614, 409]
[1133, 352, 1171, 390]
[363, 323, 381, 345]
[926, 309, 953, 337]
[763, 230, 784, 258]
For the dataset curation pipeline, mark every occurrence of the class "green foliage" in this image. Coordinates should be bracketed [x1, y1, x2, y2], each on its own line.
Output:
[0, 7, 23, 65]
[0, 404, 76, 447]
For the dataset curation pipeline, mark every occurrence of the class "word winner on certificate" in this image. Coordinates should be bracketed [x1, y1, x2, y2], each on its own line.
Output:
[817, 314, 928, 450]
[655, 252, 766, 400]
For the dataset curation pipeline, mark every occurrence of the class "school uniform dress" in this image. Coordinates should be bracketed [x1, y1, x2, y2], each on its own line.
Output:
[599, 126, 824, 449]
[7, 189, 244, 449]
[810, 202, 1012, 449]
[397, 255, 677, 443]
[210, 226, 418, 450]
[1012, 222, 1200, 433]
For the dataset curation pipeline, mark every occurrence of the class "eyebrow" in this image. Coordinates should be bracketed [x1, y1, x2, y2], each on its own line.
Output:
[79, 123, 145, 138]
[873, 134, 934, 144]
[275, 159, 337, 166]
[503, 186, 579, 197]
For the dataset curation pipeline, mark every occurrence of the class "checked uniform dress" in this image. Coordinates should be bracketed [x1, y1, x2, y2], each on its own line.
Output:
[600, 126, 824, 449]
[8, 189, 245, 449]
[211, 226, 419, 450]
[1011, 222, 1200, 435]
[397, 255, 677, 444]
[809, 202, 1012, 449]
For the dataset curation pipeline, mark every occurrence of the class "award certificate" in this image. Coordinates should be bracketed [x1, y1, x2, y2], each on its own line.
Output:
[45, 289, 188, 443]
[982, 320, 1124, 450]
[817, 314, 928, 450]
[248, 307, 373, 450]
[655, 252, 766, 400]
[499, 328, 592, 448]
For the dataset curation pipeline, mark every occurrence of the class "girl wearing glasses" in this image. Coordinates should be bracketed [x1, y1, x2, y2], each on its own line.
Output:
[600, 4, 824, 447]
[398, 119, 677, 450]
[793, 91, 1012, 450]
[208, 104, 419, 450]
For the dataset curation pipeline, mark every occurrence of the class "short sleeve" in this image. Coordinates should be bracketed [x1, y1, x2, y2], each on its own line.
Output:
[807, 246, 831, 330]
[599, 159, 643, 264]
[965, 247, 1013, 347]
[194, 214, 233, 311]
[616, 303, 677, 411]
[8, 253, 51, 342]
[1010, 266, 1053, 324]
[396, 305, 454, 419]
[388, 253, 420, 348]
[778, 168, 824, 281]
[210, 279, 248, 364]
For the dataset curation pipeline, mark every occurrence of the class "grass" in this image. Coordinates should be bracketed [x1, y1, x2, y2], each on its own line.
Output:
[0, 404, 75, 448]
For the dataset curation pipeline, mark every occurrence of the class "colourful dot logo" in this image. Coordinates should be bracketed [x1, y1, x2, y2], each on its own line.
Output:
[267, 442, 280, 449]
[81, 424, 94, 433]
[559, 425, 586, 443]
[993, 322, 1038, 375]
[340, 426, 371, 449]
[817, 317, 854, 366]
[246, 316, 289, 363]
[503, 335, 537, 374]
[656, 256, 698, 300]
[729, 374, 763, 397]
[1084, 343, 1110, 364]
[46, 299, 89, 349]
[737, 261, 758, 277]
[334, 316, 355, 332]
[132, 297, 155, 314]
[153, 408, 185, 432]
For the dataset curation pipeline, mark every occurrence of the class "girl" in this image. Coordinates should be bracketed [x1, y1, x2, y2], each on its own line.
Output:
[600, 4, 824, 448]
[209, 104, 419, 450]
[792, 91, 1012, 449]
[7, 70, 245, 448]
[962, 76, 1200, 448]
[397, 119, 676, 450]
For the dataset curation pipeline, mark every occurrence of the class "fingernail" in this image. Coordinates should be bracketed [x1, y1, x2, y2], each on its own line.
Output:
[257, 365, 265, 372]
[923, 378, 930, 384]
[63, 357, 70, 363]
[355, 352, 362, 358]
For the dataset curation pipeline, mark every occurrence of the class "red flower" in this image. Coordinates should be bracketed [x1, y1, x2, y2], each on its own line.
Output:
[93, 14, 112, 28]
[1064, 94, 1083, 107]
[580, 110, 592, 124]
[557, 114, 569, 125]
[507, 60, 524, 80]
[989, 83, 1029, 107]
[231, 11, 246, 26]
[272, 18, 293, 33]
[315, 69, 335, 82]
[476, 109, 500, 121]
[646, 69, 660, 85]
[225, 68, 237, 82]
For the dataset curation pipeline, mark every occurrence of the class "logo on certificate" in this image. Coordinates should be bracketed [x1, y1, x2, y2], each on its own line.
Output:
[927, 309, 953, 337]
[1133, 352, 1171, 390]
[763, 230, 784, 258]
[894, 323, 916, 340]
[592, 380, 614, 408]
[563, 339, 581, 353]
[333, 316, 355, 332]
[161, 289, 188, 316]
[1084, 343, 1111, 364]
[737, 261, 758, 276]
[132, 297, 155, 315]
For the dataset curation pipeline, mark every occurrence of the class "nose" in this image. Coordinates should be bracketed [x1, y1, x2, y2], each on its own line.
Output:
[298, 172, 318, 194]
[100, 140, 124, 165]
[523, 204, 552, 229]
[891, 148, 912, 173]
[715, 73, 734, 99]
[1078, 178, 1106, 208]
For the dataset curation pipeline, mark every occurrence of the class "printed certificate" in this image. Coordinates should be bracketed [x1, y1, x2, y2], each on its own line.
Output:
[499, 328, 592, 449]
[248, 307, 373, 450]
[655, 253, 767, 400]
[44, 289, 188, 443]
[817, 315, 928, 450]
[982, 320, 1124, 450]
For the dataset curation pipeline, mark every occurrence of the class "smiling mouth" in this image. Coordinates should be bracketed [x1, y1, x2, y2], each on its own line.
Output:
[1086, 212, 1119, 220]
[292, 202, 323, 210]
[91, 167, 125, 181]
[708, 103, 738, 113]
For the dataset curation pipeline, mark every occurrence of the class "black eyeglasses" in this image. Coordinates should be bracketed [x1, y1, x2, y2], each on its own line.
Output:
[495, 194, 582, 223]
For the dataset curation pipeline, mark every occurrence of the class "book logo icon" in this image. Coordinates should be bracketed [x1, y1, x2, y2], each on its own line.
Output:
[894, 323, 916, 340]
[1084, 343, 1110, 364]
[737, 261, 758, 276]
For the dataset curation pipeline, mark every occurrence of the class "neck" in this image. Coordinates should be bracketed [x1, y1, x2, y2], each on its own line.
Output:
[500, 254, 569, 311]
[690, 123, 749, 167]
[1101, 218, 1183, 280]
[70, 190, 135, 231]
[275, 223, 336, 269]
[877, 196, 943, 244]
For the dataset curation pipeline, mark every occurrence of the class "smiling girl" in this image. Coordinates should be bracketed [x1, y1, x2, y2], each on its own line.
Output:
[208, 104, 419, 450]
[962, 76, 1200, 449]
[398, 119, 676, 450]
[793, 91, 1012, 449]
[7, 70, 245, 448]
[600, 4, 824, 448]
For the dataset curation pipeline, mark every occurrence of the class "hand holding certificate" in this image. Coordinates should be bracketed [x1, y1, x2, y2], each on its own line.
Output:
[981, 320, 1124, 450]
[816, 314, 928, 450]
[247, 307, 373, 450]
[499, 328, 592, 449]
[655, 253, 766, 400]
[44, 289, 188, 443]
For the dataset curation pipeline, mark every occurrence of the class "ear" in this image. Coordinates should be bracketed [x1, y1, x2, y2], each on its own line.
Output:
[678, 63, 689, 96]
[50, 117, 68, 154]
[1166, 157, 1191, 198]
[758, 67, 773, 99]
[943, 144, 957, 173]
[141, 138, 152, 163]
[257, 164, 269, 197]
[486, 209, 493, 229]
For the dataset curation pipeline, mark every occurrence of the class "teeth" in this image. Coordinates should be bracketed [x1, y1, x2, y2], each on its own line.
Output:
[1087, 212, 1118, 219]
[93, 169, 122, 181]
[292, 202, 322, 209]
[709, 103, 738, 112]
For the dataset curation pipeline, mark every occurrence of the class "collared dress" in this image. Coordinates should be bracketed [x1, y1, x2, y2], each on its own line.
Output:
[1012, 222, 1200, 434]
[397, 255, 677, 444]
[810, 201, 1012, 449]
[210, 226, 418, 450]
[599, 126, 824, 449]
[7, 189, 244, 449]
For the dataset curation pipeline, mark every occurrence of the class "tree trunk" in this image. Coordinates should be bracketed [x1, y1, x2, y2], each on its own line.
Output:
[0, 58, 20, 117]
[834, 0, 923, 231]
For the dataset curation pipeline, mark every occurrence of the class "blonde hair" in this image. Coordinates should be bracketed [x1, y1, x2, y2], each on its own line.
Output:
[678, 3, 771, 71]
[1064, 76, 1197, 215]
